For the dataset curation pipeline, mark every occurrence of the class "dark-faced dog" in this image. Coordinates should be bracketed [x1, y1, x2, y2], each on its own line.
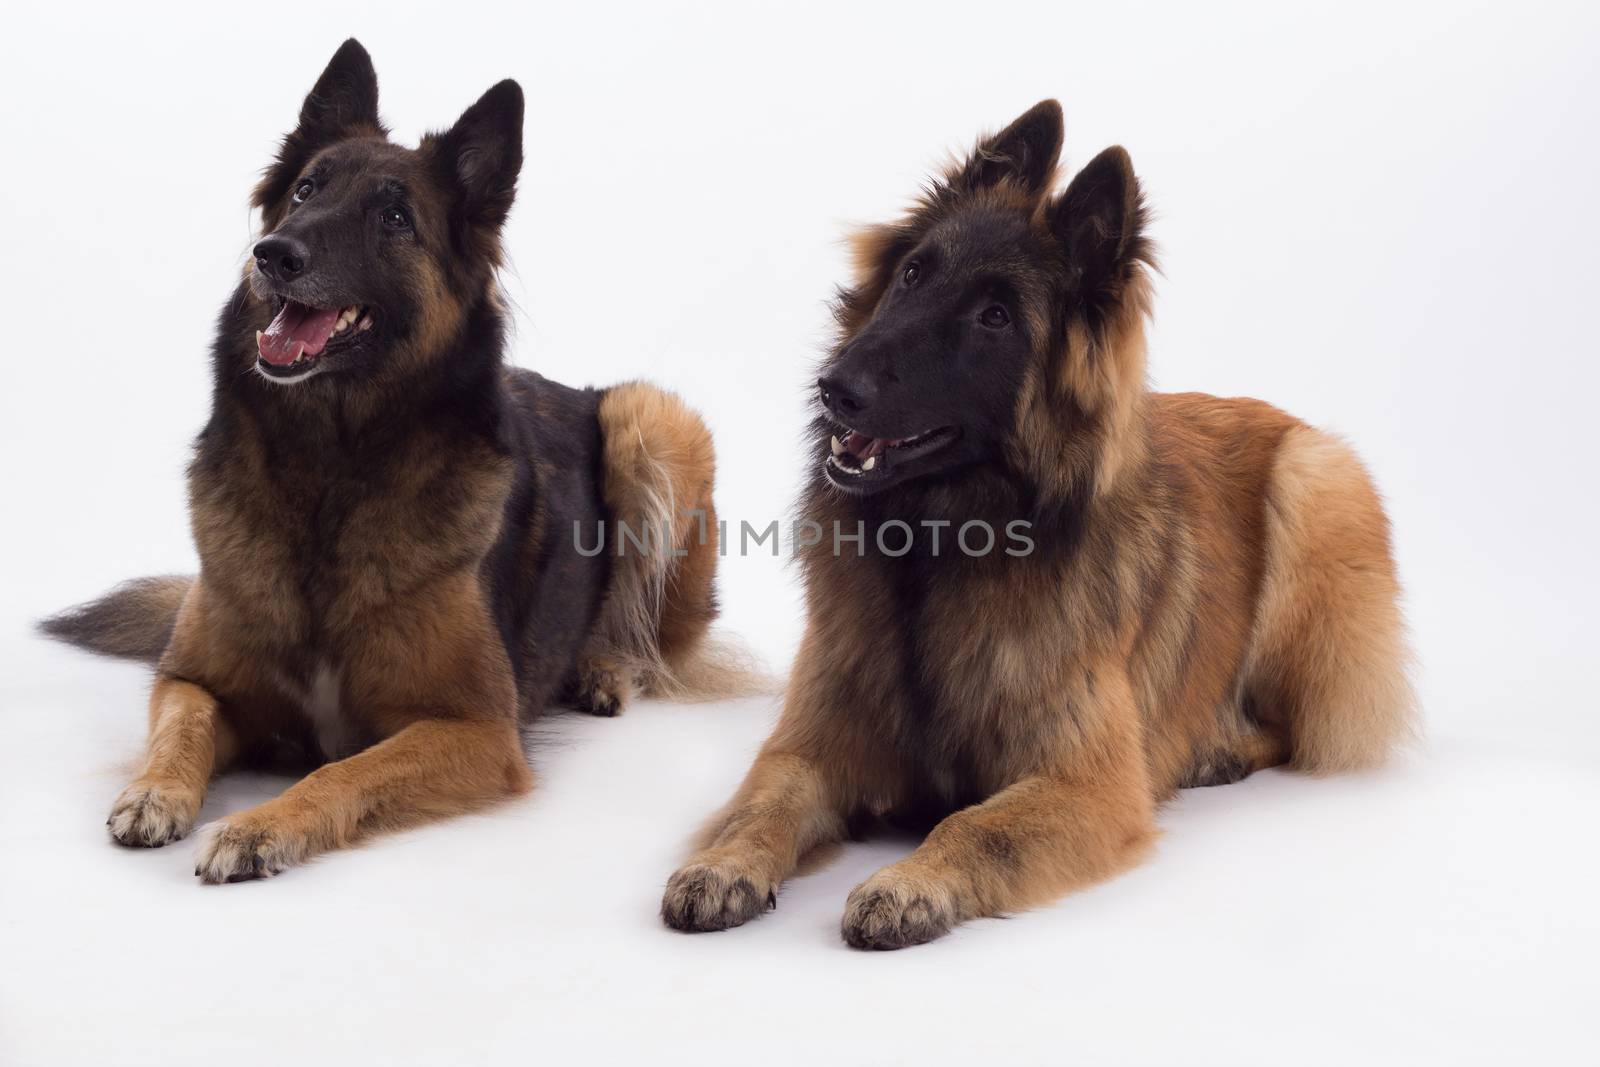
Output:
[662, 100, 1416, 947]
[42, 40, 737, 882]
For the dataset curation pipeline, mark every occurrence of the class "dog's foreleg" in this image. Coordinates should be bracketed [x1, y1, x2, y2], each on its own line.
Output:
[108, 676, 234, 848]
[841, 669, 1157, 949]
[192, 716, 529, 883]
[661, 750, 846, 931]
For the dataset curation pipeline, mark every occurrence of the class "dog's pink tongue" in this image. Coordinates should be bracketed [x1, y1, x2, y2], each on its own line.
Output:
[258, 302, 340, 365]
[845, 432, 886, 459]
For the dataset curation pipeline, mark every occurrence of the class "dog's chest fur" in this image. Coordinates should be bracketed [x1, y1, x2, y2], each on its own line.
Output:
[184, 407, 513, 748]
[854, 544, 1101, 807]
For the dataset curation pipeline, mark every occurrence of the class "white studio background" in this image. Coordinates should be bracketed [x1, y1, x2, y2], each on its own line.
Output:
[0, 2, 1596, 1065]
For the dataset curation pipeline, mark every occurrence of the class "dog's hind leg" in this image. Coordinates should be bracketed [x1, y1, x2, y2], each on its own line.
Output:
[108, 676, 236, 848]
[1246, 426, 1418, 773]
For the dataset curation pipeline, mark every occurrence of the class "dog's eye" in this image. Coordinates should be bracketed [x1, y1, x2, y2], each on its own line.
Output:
[292, 180, 314, 204]
[381, 206, 411, 230]
[980, 305, 1010, 329]
[902, 261, 921, 287]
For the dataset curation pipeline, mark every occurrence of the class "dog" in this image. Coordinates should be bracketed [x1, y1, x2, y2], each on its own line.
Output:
[41, 40, 739, 882]
[661, 100, 1416, 948]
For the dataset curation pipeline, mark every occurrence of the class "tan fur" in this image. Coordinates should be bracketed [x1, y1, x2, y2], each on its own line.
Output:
[1248, 425, 1418, 771]
[664, 118, 1415, 947]
[193, 718, 529, 883]
[668, 388, 1415, 944]
[160, 511, 533, 881]
[583, 381, 767, 704]
[107, 678, 234, 848]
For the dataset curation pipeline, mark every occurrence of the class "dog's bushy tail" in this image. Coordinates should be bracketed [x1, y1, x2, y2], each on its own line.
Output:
[36, 575, 192, 665]
[646, 632, 775, 702]
[592, 383, 775, 702]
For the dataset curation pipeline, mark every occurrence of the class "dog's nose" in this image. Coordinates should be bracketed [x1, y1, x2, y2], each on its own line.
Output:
[252, 235, 310, 283]
[818, 373, 873, 419]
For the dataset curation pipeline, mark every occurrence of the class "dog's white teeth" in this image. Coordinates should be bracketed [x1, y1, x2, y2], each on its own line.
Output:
[862, 456, 877, 472]
[831, 435, 844, 456]
[357, 315, 373, 331]
[255, 330, 263, 345]
[332, 306, 359, 333]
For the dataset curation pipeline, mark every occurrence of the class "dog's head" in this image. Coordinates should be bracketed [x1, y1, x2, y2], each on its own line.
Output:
[817, 100, 1152, 505]
[244, 39, 521, 387]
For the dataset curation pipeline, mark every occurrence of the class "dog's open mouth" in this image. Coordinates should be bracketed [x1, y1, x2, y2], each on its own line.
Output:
[255, 300, 374, 379]
[825, 425, 959, 489]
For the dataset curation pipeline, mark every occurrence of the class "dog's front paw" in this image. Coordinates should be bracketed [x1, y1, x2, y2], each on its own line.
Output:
[661, 856, 776, 932]
[107, 781, 199, 848]
[841, 868, 960, 950]
[193, 816, 305, 884]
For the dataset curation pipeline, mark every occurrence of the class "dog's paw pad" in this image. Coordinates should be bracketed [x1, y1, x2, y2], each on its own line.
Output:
[841, 875, 956, 950]
[661, 861, 773, 932]
[192, 820, 300, 885]
[107, 783, 197, 848]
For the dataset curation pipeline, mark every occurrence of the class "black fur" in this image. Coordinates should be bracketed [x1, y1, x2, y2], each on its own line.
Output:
[38, 576, 190, 662]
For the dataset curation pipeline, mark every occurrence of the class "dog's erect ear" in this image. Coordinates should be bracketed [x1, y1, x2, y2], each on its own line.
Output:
[426, 80, 525, 231]
[253, 39, 383, 226]
[292, 38, 381, 144]
[1050, 146, 1145, 301]
[954, 99, 1064, 195]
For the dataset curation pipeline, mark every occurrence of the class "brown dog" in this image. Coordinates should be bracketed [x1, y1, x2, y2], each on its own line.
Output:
[662, 100, 1415, 947]
[43, 41, 737, 883]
